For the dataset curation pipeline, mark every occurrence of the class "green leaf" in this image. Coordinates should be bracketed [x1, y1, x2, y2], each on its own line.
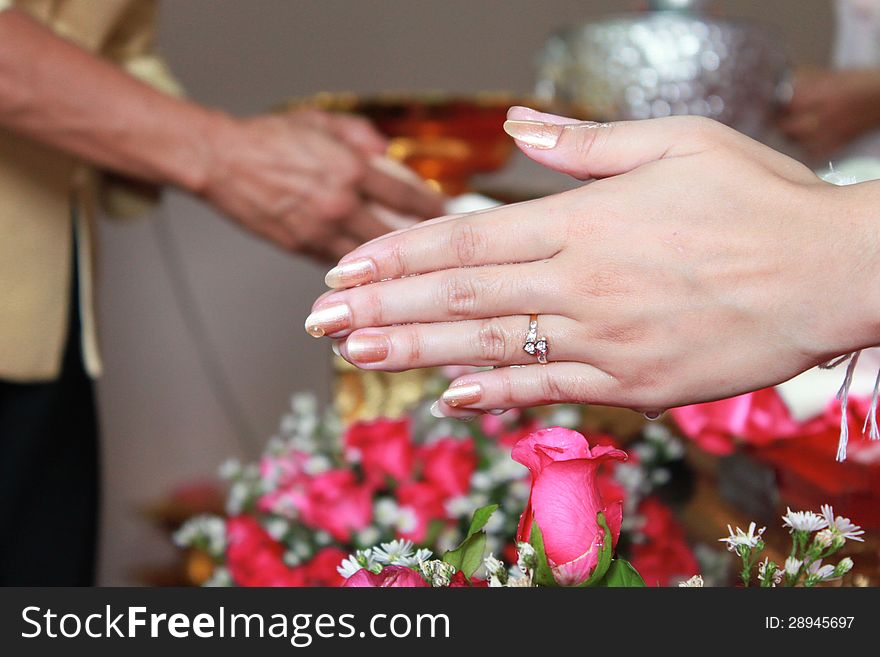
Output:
[576, 512, 614, 587]
[466, 504, 498, 539]
[595, 559, 646, 588]
[528, 522, 557, 587]
[441, 531, 487, 578]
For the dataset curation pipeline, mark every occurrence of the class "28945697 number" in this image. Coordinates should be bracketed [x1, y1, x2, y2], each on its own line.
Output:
[765, 616, 854, 629]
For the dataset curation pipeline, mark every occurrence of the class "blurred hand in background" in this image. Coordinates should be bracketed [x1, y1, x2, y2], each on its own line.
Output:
[779, 67, 880, 159]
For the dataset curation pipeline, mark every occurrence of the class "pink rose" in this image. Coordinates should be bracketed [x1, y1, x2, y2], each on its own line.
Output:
[303, 547, 348, 587]
[344, 419, 414, 486]
[419, 437, 477, 497]
[343, 566, 429, 587]
[629, 498, 698, 587]
[396, 481, 448, 543]
[226, 516, 306, 587]
[297, 469, 373, 542]
[513, 427, 627, 586]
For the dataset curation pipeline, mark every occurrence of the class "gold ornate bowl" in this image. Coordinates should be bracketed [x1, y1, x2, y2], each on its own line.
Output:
[281, 92, 524, 195]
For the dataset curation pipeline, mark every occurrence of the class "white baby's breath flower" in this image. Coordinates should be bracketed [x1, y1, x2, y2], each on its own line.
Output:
[172, 515, 227, 557]
[719, 523, 765, 552]
[420, 560, 455, 587]
[304, 454, 331, 475]
[517, 542, 537, 573]
[218, 458, 242, 480]
[483, 553, 508, 587]
[678, 575, 704, 587]
[470, 472, 492, 491]
[395, 507, 418, 535]
[225, 481, 250, 515]
[506, 573, 534, 587]
[292, 540, 311, 559]
[781, 507, 828, 533]
[650, 468, 671, 486]
[373, 498, 400, 527]
[203, 566, 233, 587]
[283, 551, 302, 567]
[355, 526, 381, 548]
[545, 405, 581, 428]
[821, 505, 865, 542]
[757, 558, 782, 586]
[444, 495, 473, 519]
[314, 531, 332, 546]
[264, 517, 289, 541]
[784, 557, 803, 578]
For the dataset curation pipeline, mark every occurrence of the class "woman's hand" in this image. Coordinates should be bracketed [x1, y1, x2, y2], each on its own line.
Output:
[306, 107, 880, 417]
[779, 68, 880, 158]
[200, 109, 444, 261]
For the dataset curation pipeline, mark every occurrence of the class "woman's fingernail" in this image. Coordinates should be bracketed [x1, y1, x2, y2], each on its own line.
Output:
[345, 333, 390, 364]
[430, 401, 446, 418]
[503, 120, 564, 149]
[441, 383, 482, 408]
[488, 409, 508, 416]
[325, 258, 375, 289]
[331, 341, 342, 357]
[304, 303, 351, 338]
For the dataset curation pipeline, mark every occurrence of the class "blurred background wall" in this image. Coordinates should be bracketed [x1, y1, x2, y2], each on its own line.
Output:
[96, 0, 834, 584]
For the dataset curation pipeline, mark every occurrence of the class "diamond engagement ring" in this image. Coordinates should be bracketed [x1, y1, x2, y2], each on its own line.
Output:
[523, 314, 549, 364]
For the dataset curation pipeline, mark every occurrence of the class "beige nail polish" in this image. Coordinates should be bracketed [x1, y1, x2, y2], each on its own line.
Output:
[325, 258, 375, 289]
[346, 334, 390, 363]
[503, 120, 564, 149]
[441, 383, 482, 408]
[304, 303, 351, 338]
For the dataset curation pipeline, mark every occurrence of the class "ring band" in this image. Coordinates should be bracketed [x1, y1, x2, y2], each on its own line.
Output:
[523, 313, 549, 364]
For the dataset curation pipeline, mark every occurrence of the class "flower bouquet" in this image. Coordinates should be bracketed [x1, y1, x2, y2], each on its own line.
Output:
[174, 392, 698, 587]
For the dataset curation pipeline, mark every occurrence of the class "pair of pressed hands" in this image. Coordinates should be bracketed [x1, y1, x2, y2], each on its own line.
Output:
[306, 106, 880, 419]
[0, 8, 443, 264]
[201, 108, 444, 261]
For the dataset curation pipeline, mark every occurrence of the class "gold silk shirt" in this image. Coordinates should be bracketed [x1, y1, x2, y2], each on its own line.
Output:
[0, 0, 181, 381]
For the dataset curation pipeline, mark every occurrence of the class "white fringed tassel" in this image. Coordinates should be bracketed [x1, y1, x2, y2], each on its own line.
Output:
[862, 367, 880, 442]
[833, 351, 861, 462]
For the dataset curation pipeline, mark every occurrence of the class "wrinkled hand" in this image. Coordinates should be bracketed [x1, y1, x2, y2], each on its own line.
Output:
[779, 67, 880, 158]
[199, 109, 444, 261]
[305, 107, 880, 418]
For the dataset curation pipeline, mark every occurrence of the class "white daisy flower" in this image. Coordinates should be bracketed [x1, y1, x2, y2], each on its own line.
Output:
[719, 523, 765, 552]
[337, 548, 381, 579]
[784, 556, 802, 578]
[820, 505, 865, 542]
[806, 560, 836, 582]
[781, 507, 828, 533]
[373, 539, 415, 565]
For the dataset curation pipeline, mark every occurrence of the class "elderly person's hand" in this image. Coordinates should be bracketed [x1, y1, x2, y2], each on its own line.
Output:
[201, 108, 444, 261]
[779, 67, 880, 159]
[305, 107, 880, 418]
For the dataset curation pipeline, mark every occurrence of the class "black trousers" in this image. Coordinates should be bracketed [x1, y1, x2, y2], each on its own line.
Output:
[0, 272, 99, 585]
